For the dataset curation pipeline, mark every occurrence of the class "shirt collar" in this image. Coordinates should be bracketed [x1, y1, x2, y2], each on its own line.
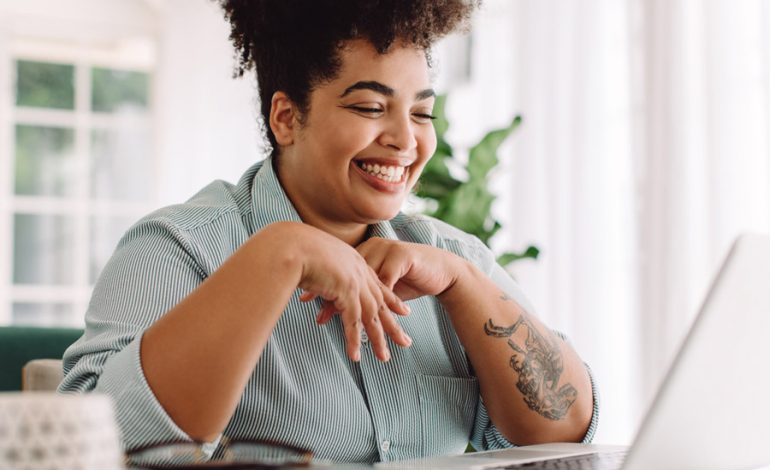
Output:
[367, 217, 399, 241]
[248, 157, 303, 234]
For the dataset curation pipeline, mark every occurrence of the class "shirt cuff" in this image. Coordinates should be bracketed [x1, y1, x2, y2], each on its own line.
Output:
[94, 331, 222, 456]
[470, 397, 517, 450]
[580, 362, 600, 444]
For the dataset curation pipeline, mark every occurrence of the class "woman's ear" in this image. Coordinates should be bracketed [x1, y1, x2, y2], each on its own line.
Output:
[269, 91, 297, 146]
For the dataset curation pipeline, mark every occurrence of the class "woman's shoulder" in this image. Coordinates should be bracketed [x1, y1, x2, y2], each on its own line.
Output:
[109, 174, 256, 276]
[390, 212, 488, 253]
[390, 212, 497, 276]
[115, 164, 263, 267]
[133, 181, 244, 237]
[135, 162, 262, 234]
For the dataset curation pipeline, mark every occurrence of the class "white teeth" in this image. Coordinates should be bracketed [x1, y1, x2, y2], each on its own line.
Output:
[359, 162, 406, 183]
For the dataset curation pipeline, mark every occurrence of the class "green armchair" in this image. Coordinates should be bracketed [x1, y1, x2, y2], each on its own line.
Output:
[0, 326, 83, 391]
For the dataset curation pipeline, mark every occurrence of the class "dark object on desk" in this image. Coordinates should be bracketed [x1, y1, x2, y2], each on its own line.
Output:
[0, 326, 83, 391]
[130, 464, 306, 469]
[126, 437, 312, 469]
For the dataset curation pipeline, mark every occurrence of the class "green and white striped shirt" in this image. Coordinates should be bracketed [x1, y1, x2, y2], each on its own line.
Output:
[59, 158, 599, 463]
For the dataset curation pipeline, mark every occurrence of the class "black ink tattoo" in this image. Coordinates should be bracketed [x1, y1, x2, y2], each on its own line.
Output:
[484, 318, 577, 420]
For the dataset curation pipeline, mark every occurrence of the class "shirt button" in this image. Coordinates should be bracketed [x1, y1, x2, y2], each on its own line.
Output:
[380, 440, 390, 452]
[361, 330, 369, 344]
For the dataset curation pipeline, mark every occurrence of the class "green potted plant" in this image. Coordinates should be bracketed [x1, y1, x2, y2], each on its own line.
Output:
[416, 94, 539, 266]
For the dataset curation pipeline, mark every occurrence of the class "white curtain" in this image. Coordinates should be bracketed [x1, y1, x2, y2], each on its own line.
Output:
[442, 0, 770, 443]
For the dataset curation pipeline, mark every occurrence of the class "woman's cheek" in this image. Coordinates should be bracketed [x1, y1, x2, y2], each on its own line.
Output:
[419, 127, 438, 156]
[340, 127, 380, 154]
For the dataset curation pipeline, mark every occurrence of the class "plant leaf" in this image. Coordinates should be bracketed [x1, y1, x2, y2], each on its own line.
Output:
[417, 95, 536, 267]
[442, 180, 494, 237]
[467, 115, 522, 181]
[415, 171, 461, 200]
[496, 245, 540, 266]
[433, 94, 449, 137]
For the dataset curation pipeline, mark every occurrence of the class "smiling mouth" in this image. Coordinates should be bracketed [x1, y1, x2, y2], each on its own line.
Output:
[355, 160, 407, 184]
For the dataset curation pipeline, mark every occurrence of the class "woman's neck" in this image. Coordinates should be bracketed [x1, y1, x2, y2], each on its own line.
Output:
[273, 157, 369, 246]
[296, 211, 369, 246]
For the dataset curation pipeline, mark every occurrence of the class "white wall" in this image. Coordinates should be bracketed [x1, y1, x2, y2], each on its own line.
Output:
[153, 0, 263, 206]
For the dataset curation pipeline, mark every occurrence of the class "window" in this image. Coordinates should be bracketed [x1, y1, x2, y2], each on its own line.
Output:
[1, 51, 156, 326]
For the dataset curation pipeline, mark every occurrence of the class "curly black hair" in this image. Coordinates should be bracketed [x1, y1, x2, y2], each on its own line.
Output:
[217, 0, 480, 156]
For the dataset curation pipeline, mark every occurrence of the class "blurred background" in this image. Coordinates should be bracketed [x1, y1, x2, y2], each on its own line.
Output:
[2, 0, 770, 447]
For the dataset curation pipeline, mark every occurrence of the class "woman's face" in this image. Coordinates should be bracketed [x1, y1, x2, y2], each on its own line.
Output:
[277, 39, 437, 232]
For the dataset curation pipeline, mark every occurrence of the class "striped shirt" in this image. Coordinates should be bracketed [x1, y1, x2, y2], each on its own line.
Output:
[59, 158, 599, 463]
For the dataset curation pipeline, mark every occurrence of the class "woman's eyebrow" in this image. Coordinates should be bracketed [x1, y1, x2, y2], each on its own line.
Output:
[415, 88, 436, 101]
[340, 81, 394, 98]
[339, 81, 436, 101]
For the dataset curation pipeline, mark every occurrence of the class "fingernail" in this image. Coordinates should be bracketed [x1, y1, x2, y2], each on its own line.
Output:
[353, 350, 361, 362]
[382, 349, 391, 362]
[403, 334, 412, 346]
[403, 302, 411, 313]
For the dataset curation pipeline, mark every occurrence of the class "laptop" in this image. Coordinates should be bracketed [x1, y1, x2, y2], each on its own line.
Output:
[378, 233, 770, 470]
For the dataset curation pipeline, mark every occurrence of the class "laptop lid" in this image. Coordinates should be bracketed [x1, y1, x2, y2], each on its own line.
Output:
[624, 233, 770, 470]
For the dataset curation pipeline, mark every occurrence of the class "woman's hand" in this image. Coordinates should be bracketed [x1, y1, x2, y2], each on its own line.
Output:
[288, 223, 412, 363]
[355, 237, 466, 301]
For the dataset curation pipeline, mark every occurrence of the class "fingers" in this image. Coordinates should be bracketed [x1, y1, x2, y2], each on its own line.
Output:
[357, 239, 412, 299]
[299, 290, 317, 302]
[377, 301, 412, 348]
[338, 293, 362, 362]
[378, 278, 411, 316]
[302, 238, 413, 364]
[360, 277, 412, 361]
[315, 280, 411, 363]
[315, 300, 336, 324]
[361, 291, 390, 362]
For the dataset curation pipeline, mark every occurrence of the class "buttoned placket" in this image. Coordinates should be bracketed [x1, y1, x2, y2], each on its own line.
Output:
[358, 346, 398, 462]
[355, 220, 417, 462]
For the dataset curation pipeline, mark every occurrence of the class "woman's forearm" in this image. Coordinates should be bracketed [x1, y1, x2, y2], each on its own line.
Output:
[140, 222, 303, 443]
[438, 259, 594, 445]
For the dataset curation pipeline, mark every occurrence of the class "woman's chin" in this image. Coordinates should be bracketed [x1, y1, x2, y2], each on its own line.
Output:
[355, 202, 403, 223]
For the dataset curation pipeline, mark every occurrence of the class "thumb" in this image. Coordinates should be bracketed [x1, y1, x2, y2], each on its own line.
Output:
[377, 257, 409, 290]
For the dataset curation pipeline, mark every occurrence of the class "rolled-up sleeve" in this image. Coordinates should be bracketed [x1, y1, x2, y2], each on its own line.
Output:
[58, 217, 219, 452]
[470, 363, 601, 450]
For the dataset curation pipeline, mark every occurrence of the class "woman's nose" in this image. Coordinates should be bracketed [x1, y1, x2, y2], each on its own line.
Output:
[379, 114, 417, 153]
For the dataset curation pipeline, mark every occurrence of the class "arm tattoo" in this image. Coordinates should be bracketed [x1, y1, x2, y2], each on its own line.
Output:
[484, 316, 577, 420]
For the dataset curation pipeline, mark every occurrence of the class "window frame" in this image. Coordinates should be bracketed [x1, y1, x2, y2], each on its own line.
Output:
[0, 29, 158, 326]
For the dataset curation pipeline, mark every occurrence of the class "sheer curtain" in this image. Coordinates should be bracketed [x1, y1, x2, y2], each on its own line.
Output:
[448, 0, 770, 443]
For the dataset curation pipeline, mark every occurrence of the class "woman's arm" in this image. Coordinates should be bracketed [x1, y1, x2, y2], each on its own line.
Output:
[356, 238, 593, 445]
[141, 222, 410, 443]
[437, 259, 593, 445]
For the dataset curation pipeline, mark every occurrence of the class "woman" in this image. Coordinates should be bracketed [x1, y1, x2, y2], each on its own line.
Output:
[60, 0, 598, 464]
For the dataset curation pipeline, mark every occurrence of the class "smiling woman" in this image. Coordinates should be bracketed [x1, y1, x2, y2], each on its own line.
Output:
[58, 0, 599, 466]
[275, 40, 438, 242]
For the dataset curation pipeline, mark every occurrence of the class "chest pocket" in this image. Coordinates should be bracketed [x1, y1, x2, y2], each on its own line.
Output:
[416, 374, 479, 457]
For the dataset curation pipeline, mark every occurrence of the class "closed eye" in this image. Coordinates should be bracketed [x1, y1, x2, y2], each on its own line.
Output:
[341, 105, 435, 122]
[344, 105, 383, 115]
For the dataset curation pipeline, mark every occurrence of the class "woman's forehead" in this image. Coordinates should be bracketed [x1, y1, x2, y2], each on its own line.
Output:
[331, 39, 432, 95]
